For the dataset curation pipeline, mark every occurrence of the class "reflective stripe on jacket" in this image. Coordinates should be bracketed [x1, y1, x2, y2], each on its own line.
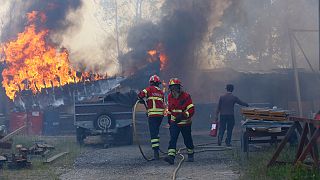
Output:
[168, 91, 195, 126]
[138, 86, 165, 117]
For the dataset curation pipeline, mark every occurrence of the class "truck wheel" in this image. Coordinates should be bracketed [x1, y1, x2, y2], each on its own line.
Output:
[94, 114, 113, 130]
[76, 127, 86, 145]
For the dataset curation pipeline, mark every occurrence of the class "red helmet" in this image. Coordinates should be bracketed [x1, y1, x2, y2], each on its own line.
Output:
[169, 78, 182, 86]
[149, 75, 161, 83]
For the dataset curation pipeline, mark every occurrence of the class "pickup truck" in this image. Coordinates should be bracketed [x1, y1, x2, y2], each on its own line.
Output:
[74, 91, 138, 146]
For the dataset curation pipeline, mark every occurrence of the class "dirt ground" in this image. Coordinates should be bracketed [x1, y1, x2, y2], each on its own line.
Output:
[60, 129, 240, 180]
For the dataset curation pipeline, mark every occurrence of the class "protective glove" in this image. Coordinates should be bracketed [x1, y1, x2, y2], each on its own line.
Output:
[175, 113, 185, 123]
[138, 99, 145, 104]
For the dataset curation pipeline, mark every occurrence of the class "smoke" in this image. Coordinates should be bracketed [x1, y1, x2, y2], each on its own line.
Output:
[0, 0, 82, 42]
[0, 0, 120, 76]
[211, 0, 319, 71]
[122, 0, 224, 85]
[159, 0, 215, 82]
[121, 22, 160, 75]
[58, 0, 120, 76]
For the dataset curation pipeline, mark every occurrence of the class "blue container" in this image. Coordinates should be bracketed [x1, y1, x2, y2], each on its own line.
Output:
[43, 110, 60, 135]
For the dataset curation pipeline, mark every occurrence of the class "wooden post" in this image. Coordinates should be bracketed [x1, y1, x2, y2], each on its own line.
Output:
[296, 128, 320, 163]
[267, 122, 297, 167]
[294, 123, 309, 163]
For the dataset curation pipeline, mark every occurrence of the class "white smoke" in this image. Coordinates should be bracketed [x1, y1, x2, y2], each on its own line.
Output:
[56, 0, 119, 76]
[52, 98, 64, 107]
[0, 0, 14, 42]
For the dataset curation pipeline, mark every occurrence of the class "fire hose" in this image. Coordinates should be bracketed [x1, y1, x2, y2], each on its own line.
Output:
[132, 100, 166, 161]
[172, 144, 232, 180]
[132, 100, 232, 179]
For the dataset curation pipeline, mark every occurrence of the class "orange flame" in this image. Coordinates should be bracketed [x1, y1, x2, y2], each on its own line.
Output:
[147, 43, 168, 71]
[1, 11, 101, 100]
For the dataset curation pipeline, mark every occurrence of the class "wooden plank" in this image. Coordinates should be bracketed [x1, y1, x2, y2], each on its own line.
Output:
[289, 117, 320, 126]
[295, 123, 309, 163]
[309, 125, 319, 169]
[43, 152, 68, 163]
[313, 143, 319, 169]
[0, 125, 26, 143]
[267, 122, 297, 167]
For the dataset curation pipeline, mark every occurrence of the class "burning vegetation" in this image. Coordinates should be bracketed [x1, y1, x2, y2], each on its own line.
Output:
[1, 11, 102, 100]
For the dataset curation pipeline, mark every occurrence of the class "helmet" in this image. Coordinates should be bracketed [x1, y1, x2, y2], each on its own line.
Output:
[149, 75, 161, 84]
[168, 78, 182, 86]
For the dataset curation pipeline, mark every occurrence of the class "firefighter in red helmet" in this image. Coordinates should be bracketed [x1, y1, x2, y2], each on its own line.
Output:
[138, 75, 165, 160]
[164, 78, 195, 165]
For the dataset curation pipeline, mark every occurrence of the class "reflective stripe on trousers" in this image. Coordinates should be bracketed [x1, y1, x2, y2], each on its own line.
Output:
[148, 116, 163, 150]
[167, 123, 194, 156]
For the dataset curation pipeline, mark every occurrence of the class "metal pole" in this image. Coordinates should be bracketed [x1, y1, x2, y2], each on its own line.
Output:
[289, 29, 303, 117]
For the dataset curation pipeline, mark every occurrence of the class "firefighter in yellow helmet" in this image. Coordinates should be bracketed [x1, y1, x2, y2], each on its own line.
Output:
[164, 78, 195, 164]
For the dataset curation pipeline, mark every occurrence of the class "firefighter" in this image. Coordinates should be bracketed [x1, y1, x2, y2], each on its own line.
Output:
[164, 78, 195, 165]
[138, 75, 165, 160]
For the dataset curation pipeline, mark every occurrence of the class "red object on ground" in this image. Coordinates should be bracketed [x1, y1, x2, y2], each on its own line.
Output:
[210, 121, 219, 137]
[314, 114, 320, 128]
[9, 111, 43, 135]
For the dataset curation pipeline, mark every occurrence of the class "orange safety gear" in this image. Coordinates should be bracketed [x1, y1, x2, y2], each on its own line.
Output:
[167, 91, 195, 126]
[168, 78, 182, 86]
[138, 86, 165, 117]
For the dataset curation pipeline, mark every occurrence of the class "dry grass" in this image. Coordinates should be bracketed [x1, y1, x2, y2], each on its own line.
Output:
[0, 135, 82, 180]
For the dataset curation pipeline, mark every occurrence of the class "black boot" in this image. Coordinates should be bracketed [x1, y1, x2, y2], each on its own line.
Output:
[154, 149, 159, 160]
[218, 136, 222, 146]
[164, 155, 175, 165]
[187, 154, 194, 162]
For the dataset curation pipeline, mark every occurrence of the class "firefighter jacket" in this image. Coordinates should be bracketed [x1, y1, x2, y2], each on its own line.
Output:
[138, 86, 165, 117]
[168, 91, 195, 126]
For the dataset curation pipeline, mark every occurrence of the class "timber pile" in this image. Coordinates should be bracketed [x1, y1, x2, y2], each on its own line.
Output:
[241, 108, 290, 121]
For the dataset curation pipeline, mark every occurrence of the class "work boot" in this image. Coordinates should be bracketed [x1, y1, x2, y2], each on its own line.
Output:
[153, 149, 160, 160]
[164, 155, 175, 165]
[187, 154, 194, 162]
[218, 137, 222, 146]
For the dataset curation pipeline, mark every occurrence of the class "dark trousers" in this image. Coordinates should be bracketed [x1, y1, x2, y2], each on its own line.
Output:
[218, 115, 235, 145]
[148, 116, 163, 150]
[168, 123, 194, 156]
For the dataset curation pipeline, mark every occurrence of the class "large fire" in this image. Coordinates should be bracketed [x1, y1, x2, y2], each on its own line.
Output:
[0, 11, 101, 100]
[147, 43, 168, 71]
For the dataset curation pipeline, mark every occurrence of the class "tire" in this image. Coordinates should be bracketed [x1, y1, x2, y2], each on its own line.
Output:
[76, 127, 86, 145]
[115, 125, 133, 145]
[94, 114, 113, 130]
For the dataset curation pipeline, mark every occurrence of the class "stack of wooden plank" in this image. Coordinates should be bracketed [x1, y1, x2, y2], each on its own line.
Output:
[241, 108, 290, 121]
